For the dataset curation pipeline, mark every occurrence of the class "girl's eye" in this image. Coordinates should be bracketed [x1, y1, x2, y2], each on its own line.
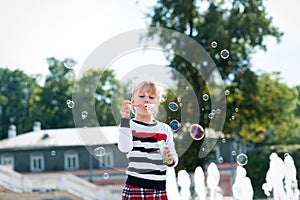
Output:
[139, 95, 145, 98]
[149, 96, 155, 99]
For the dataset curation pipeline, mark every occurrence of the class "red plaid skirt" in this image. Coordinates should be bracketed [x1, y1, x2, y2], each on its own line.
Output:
[122, 184, 168, 200]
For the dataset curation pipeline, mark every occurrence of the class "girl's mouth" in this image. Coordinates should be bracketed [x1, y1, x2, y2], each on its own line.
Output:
[133, 103, 149, 110]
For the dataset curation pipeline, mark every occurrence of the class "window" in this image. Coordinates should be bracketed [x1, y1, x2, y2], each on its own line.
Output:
[1, 154, 14, 169]
[64, 150, 79, 170]
[30, 153, 45, 172]
[99, 151, 113, 168]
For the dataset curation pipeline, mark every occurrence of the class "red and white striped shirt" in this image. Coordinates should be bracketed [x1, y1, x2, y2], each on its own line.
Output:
[118, 118, 178, 189]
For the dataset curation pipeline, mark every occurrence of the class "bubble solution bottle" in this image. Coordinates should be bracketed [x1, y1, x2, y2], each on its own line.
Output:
[157, 140, 169, 163]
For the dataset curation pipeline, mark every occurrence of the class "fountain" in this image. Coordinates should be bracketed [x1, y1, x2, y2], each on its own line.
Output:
[284, 153, 299, 200]
[194, 166, 206, 200]
[262, 152, 300, 200]
[166, 167, 181, 200]
[232, 165, 253, 200]
[177, 169, 192, 200]
[262, 152, 286, 199]
[206, 162, 222, 200]
[165, 152, 299, 200]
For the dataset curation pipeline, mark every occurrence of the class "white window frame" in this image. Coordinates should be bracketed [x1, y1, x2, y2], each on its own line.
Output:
[30, 152, 45, 172]
[64, 150, 79, 170]
[99, 151, 113, 168]
[1, 154, 14, 169]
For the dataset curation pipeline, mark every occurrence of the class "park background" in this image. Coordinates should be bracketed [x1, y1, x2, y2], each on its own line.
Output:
[0, 0, 300, 199]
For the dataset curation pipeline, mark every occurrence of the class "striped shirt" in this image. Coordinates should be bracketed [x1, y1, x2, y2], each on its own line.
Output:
[118, 118, 178, 189]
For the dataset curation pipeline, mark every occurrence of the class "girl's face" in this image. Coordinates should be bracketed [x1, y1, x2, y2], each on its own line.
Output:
[132, 89, 159, 115]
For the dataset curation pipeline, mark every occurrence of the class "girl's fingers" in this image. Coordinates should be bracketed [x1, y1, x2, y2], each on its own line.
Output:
[121, 100, 132, 118]
[163, 146, 173, 158]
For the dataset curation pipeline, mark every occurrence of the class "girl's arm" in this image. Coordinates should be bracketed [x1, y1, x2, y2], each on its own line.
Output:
[118, 100, 133, 152]
[118, 118, 133, 153]
[165, 125, 179, 167]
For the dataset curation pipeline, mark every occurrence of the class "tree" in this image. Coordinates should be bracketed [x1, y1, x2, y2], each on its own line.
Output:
[225, 71, 299, 144]
[35, 57, 76, 129]
[146, 0, 282, 125]
[0, 68, 40, 138]
[249, 72, 298, 144]
[72, 68, 120, 127]
[144, 0, 283, 169]
[147, 0, 282, 77]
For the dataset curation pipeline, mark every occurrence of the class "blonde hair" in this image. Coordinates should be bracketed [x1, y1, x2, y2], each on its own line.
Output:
[132, 81, 160, 97]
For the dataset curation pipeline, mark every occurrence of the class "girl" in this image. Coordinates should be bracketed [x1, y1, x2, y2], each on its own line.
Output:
[118, 81, 178, 200]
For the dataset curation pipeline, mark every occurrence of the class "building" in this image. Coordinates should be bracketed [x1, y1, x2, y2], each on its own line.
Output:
[0, 126, 128, 185]
[0, 125, 253, 198]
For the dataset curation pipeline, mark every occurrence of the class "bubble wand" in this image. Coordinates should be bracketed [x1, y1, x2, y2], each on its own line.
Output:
[131, 103, 159, 116]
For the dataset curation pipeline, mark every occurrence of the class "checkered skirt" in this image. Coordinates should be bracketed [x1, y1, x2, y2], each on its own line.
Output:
[122, 184, 168, 200]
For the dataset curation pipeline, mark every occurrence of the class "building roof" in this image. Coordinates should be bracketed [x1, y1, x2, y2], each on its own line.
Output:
[0, 126, 119, 149]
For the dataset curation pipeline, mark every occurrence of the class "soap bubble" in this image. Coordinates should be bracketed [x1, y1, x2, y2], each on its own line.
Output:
[220, 49, 230, 59]
[236, 153, 248, 166]
[202, 94, 209, 101]
[160, 92, 167, 102]
[81, 111, 88, 120]
[103, 173, 109, 179]
[211, 41, 218, 48]
[225, 90, 230, 96]
[94, 146, 105, 157]
[232, 151, 236, 156]
[66, 99, 75, 108]
[63, 60, 75, 69]
[51, 150, 56, 156]
[168, 102, 179, 111]
[218, 156, 224, 163]
[169, 120, 180, 132]
[146, 104, 159, 116]
[189, 124, 205, 140]
[208, 113, 214, 119]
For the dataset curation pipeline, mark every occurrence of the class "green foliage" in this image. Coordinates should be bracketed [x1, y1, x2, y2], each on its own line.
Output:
[0, 68, 40, 138]
[146, 0, 283, 129]
[34, 57, 77, 129]
[223, 71, 300, 144]
[0, 58, 121, 138]
[159, 88, 181, 124]
[73, 68, 120, 127]
[295, 86, 300, 117]
[223, 69, 259, 139]
[241, 72, 298, 144]
[147, 0, 282, 77]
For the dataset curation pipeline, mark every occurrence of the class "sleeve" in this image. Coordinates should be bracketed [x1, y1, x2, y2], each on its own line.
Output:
[165, 124, 179, 167]
[118, 118, 133, 153]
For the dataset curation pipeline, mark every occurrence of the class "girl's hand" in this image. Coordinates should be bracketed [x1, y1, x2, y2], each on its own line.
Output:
[121, 100, 131, 118]
[163, 146, 174, 165]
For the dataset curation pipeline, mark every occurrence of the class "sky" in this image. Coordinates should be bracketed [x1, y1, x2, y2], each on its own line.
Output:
[0, 0, 299, 87]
